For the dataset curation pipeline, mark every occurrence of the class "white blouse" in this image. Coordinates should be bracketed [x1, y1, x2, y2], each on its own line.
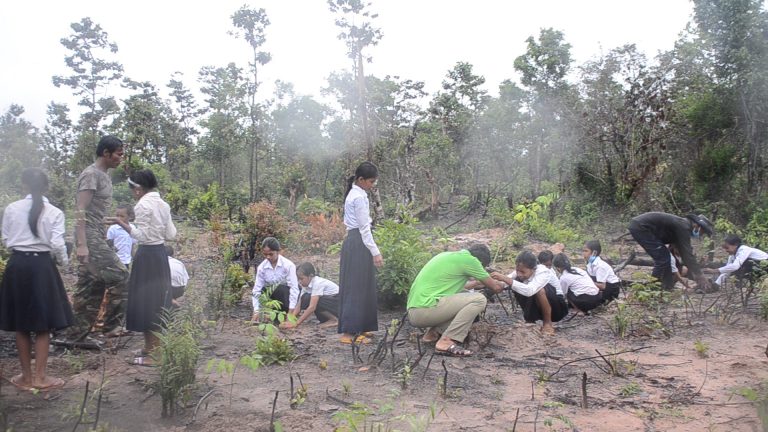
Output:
[302, 275, 339, 297]
[131, 192, 176, 245]
[252, 255, 300, 311]
[343, 184, 380, 257]
[586, 256, 620, 284]
[1, 195, 68, 266]
[559, 268, 600, 297]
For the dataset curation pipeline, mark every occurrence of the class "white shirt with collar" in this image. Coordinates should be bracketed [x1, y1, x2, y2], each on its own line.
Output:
[343, 184, 380, 257]
[543, 267, 562, 295]
[252, 255, 300, 310]
[716, 245, 768, 284]
[586, 256, 620, 284]
[131, 191, 176, 245]
[507, 264, 555, 297]
[107, 223, 136, 265]
[2, 195, 68, 266]
[168, 256, 189, 287]
[559, 267, 600, 297]
[302, 275, 339, 297]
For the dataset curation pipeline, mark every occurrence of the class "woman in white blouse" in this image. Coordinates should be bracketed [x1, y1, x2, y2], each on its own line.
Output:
[552, 253, 602, 314]
[338, 162, 384, 344]
[107, 169, 176, 365]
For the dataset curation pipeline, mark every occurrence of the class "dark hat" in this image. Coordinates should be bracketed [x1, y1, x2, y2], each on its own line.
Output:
[685, 214, 714, 236]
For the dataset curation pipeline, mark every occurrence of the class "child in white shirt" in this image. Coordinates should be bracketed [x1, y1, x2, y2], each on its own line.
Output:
[106, 204, 136, 268]
[553, 253, 602, 314]
[282, 262, 339, 329]
[583, 240, 621, 303]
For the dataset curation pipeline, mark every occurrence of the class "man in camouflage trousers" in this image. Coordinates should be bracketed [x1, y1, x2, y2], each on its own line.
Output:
[65, 136, 130, 341]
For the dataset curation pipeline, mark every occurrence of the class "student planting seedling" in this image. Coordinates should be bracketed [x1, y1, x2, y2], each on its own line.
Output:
[281, 262, 339, 329]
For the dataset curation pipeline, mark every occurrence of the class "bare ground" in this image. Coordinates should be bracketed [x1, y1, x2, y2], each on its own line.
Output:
[1, 226, 767, 432]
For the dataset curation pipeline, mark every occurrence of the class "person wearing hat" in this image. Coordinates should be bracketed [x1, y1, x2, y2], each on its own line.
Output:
[628, 212, 714, 290]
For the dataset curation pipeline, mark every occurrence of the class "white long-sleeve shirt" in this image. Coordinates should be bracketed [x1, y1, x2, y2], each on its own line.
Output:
[252, 255, 300, 310]
[2, 195, 68, 266]
[719, 245, 768, 275]
[169, 257, 189, 288]
[544, 266, 563, 295]
[107, 223, 136, 265]
[559, 268, 600, 297]
[343, 184, 380, 257]
[507, 264, 555, 297]
[586, 256, 620, 284]
[302, 275, 339, 297]
[131, 192, 176, 245]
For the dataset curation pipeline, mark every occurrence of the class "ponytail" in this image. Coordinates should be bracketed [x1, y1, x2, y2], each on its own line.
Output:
[21, 168, 49, 238]
[553, 253, 579, 275]
[344, 175, 355, 199]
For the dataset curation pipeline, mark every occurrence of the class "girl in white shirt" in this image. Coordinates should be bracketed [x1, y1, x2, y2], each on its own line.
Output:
[338, 162, 383, 344]
[281, 262, 339, 329]
[0, 168, 73, 390]
[553, 253, 602, 314]
[107, 169, 176, 365]
[583, 240, 621, 303]
[714, 234, 768, 287]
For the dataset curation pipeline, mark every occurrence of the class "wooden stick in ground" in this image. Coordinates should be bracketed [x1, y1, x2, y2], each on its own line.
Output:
[441, 359, 448, 397]
[594, 349, 617, 375]
[581, 372, 588, 409]
[512, 407, 520, 432]
[71, 381, 90, 432]
[93, 357, 107, 429]
[269, 390, 279, 432]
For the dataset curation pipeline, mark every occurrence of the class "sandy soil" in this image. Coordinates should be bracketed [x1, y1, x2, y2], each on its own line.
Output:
[1, 226, 767, 432]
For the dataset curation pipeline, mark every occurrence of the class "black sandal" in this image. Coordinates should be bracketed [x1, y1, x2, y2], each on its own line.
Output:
[435, 344, 472, 357]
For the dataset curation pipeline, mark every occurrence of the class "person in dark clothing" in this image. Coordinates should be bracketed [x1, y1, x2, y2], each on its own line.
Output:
[628, 212, 713, 290]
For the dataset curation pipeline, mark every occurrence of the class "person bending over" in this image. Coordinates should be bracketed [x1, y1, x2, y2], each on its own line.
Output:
[281, 262, 339, 329]
[712, 234, 768, 289]
[583, 240, 621, 303]
[251, 237, 300, 323]
[407, 244, 503, 357]
[492, 251, 568, 335]
[553, 254, 602, 314]
[166, 245, 189, 306]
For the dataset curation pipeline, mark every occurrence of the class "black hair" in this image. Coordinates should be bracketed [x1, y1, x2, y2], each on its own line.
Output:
[165, 245, 175, 257]
[116, 203, 135, 221]
[128, 169, 158, 190]
[585, 240, 602, 256]
[723, 234, 742, 248]
[538, 250, 554, 265]
[96, 135, 123, 157]
[21, 168, 49, 237]
[515, 250, 538, 270]
[468, 243, 491, 267]
[553, 253, 580, 275]
[296, 262, 317, 278]
[261, 237, 281, 251]
[344, 161, 379, 199]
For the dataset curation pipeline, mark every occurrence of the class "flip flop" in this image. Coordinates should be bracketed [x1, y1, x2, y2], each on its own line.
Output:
[7, 374, 33, 391]
[128, 356, 156, 367]
[435, 344, 472, 357]
[33, 377, 65, 391]
[340, 335, 372, 345]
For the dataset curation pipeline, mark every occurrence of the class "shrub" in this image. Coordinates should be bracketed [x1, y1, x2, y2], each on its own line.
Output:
[242, 201, 289, 250]
[254, 334, 295, 366]
[374, 216, 433, 308]
[301, 212, 346, 253]
[746, 209, 768, 250]
[154, 309, 203, 418]
[222, 264, 253, 307]
[188, 183, 224, 221]
[296, 197, 336, 218]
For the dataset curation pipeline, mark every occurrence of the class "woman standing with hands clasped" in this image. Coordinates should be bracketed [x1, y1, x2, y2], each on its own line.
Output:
[106, 169, 176, 366]
[338, 162, 384, 344]
[0, 168, 73, 390]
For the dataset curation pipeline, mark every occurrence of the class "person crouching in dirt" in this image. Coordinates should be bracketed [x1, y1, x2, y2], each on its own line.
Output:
[537, 250, 563, 295]
[166, 245, 189, 307]
[583, 240, 621, 303]
[709, 234, 768, 290]
[280, 262, 339, 330]
[552, 254, 602, 315]
[492, 251, 568, 336]
[251, 237, 300, 323]
[628, 213, 713, 291]
[406, 244, 503, 357]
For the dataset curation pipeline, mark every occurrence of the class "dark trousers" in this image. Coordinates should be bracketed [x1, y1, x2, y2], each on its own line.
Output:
[629, 226, 675, 290]
[300, 293, 340, 323]
[567, 290, 603, 313]
[590, 277, 621, 304]
[268, 284, 291, 313]
[734, 259, 763, 284]
[514, 284, 569, 323]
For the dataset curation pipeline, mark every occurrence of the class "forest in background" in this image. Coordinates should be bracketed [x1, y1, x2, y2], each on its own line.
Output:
[1, 0, 768, 244]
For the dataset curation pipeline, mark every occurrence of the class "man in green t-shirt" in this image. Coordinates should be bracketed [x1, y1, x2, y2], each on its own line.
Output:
[407, 244, 502, 357]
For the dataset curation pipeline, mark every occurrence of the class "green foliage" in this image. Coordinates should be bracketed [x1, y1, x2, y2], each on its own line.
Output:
[220, 264, 253, 308]
[611, 302, 635, 339]
[745, 209, 768, 250]
[154, 309, 203, 418]
[296, 196, 335, 217]
[241, 201, 289, 251]
[619, 382, 641, 397]
[628, 279, 667, 307]
[694, 339, 710, 358]
[374, 216, 433, 308]
[692, 142, 738, 200]
[188, 182, 224, 221]
[254, 334, 295, 365]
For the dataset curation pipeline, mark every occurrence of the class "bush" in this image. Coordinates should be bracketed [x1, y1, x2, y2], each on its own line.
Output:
[254, 334, 296, 366]
[374, 216, 433, 308]
[154, 309, 203, 418]
[301, 212, 346, 253]
[188, 183, 224, 221]
[242, 201, 290, 250]
[746, 209, 768, 250]
[296, 197, 336, 218]
[222, 264, 253, 308]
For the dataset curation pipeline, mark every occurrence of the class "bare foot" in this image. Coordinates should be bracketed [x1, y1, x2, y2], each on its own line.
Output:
[541, 323, 556, 336]
[319, 319, 338, 328]
[9, 374, 32, 390]
[422, 328, 440, 343]
[32, 376, 65, 390]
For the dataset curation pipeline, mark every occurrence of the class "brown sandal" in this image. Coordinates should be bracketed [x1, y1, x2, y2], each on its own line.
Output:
[435, 344, 472, 357]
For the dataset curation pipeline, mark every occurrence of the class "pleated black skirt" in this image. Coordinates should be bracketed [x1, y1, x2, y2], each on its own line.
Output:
[337, 229, 378, 334]
[0, 251, 74, 332]
[126, 244, 172, 332]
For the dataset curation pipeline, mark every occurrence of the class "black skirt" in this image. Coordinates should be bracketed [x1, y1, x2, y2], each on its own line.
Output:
[126, 244, 172, 332]
[514, 284, 569, 323]
[0, 251, 74, 332]
[338, 229, 378, 334]
[567, 290, 603, 313]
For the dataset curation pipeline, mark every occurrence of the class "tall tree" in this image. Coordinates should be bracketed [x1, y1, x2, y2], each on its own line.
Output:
[52, 17, 124, 172]
[231, 6, 271, 202]
[0, 105, 42, 193]
[167, 73, 199, 180]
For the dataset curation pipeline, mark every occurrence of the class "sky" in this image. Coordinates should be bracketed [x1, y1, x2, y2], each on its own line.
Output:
[0, 0, 696, 128]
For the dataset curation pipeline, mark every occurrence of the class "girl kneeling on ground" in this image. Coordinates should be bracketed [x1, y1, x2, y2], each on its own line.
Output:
[553, 253, 602, 315]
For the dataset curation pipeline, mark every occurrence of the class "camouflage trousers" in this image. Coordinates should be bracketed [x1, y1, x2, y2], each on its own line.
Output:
[67, 237, 129, 338]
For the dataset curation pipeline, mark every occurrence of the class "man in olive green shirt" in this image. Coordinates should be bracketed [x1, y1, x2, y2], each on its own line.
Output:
[407, 244, 502, 357]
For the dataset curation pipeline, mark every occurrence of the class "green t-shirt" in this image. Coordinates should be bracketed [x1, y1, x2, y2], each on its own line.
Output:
[407, 250, 490, 309]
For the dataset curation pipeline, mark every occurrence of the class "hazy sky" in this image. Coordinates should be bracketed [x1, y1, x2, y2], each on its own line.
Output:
[1, 0, 695, 127]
